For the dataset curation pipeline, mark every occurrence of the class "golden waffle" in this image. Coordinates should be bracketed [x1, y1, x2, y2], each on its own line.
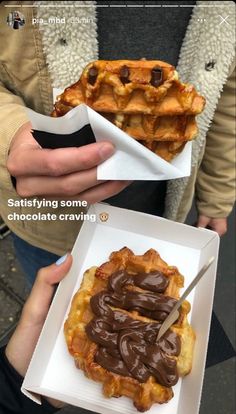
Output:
[64, 248, 195, 412]
[52, 60, 205, 161]
[142, 140, 186, 162]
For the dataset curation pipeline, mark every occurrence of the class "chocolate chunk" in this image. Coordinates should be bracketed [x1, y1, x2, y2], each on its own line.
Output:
[120, 65, 130, 84]
[88, 66, 98, 85]
[150, 67, 163, 87]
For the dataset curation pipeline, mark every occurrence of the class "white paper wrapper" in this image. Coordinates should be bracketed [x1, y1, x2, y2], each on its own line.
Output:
[26, 104, 191, 180]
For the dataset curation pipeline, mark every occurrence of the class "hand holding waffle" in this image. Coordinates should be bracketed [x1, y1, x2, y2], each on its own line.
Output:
[7, 122, 129, 201]
[5, 254, 73, 409]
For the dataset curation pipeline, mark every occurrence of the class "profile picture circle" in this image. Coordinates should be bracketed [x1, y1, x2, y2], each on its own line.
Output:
[7, 11, 25, 30]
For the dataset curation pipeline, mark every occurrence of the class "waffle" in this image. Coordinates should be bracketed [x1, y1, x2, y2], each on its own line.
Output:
[64, 248, 195, 412]
[52, 60, 205, 161]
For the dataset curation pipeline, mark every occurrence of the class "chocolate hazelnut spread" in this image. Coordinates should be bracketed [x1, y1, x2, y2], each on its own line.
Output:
[85, 270, 181, 387]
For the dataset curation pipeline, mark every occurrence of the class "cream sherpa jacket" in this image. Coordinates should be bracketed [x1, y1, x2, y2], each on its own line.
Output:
[0, 0, 235, 255]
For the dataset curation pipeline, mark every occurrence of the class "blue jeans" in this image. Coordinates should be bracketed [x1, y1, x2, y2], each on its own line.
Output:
[12, 234, 60, 286]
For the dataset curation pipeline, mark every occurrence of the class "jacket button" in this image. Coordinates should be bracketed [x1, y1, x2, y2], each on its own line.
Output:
[59, 38, 67, 46]
[205, 60, 216, 71]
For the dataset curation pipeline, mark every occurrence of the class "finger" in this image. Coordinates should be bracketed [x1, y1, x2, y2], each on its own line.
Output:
[16, 168, 106, 197]
[22, 254, 72, 325]
[77, 180, 132, 204]
[211, 219, 227, 236]
[7, 141, 115, 177]
[197, 215, 210, 229]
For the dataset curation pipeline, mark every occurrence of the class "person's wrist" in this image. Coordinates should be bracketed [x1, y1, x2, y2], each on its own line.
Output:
[4, 346, 65, 409]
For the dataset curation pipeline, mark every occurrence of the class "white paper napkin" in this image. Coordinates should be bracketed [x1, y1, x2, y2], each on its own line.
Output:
[26, 104, 191, 181]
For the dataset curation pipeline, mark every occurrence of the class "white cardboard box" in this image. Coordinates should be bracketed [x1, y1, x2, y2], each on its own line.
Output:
[22, 203, 219, 414]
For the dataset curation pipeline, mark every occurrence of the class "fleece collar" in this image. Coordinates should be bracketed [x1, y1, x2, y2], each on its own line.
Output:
[35, 1, 98, 89]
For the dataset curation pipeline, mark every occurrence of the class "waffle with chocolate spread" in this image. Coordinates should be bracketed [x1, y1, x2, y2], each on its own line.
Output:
[52, 60, 205, 161]
[64, 248, 195, 412]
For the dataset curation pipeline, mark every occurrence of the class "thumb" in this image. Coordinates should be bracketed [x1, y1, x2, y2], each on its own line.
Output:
[197, 214, 211, 229]
[36, 253, 73, 286]
[21, 254, 72, 325]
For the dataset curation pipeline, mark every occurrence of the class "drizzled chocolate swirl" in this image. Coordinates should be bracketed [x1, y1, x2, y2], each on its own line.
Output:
[85, 270, 181, 387]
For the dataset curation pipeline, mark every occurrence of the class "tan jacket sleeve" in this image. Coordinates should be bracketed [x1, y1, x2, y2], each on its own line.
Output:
[0, 82, 29, 190]
[195, 67, 236, 218]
